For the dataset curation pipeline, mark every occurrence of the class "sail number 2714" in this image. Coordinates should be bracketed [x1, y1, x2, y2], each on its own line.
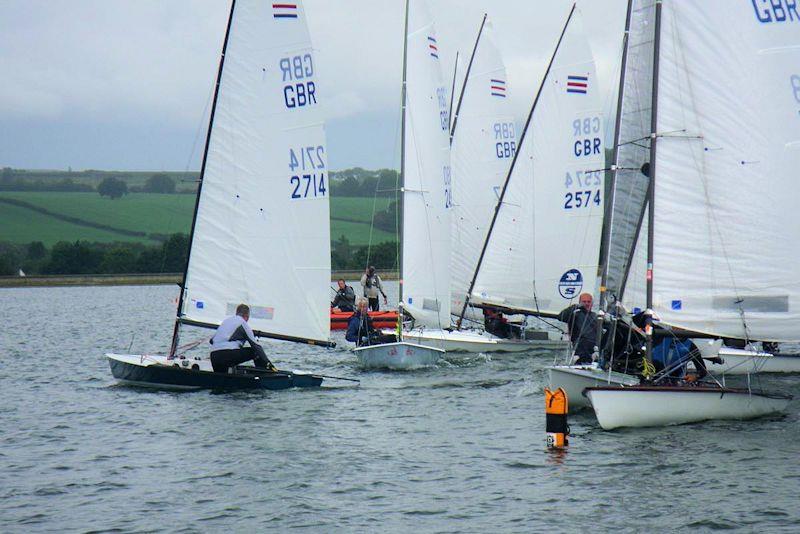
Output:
[289, 145, 326, 199]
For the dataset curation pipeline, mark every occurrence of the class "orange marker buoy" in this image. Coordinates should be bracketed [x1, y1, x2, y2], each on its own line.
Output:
[544, 387, 569, 448]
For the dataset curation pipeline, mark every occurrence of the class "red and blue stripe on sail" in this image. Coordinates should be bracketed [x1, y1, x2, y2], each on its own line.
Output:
[491, 79, 506, 98]
[273, 3, 298, 18]
[428, 36, 438, 59]
[567, 75, 588, 94]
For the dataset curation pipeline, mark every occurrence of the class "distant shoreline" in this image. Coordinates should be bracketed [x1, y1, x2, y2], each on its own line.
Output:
[0, 270, 399, 288]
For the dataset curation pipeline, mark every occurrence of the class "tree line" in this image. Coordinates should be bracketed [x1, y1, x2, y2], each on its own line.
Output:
[0, 235, 397, 276]
[1, 167, 400, 199]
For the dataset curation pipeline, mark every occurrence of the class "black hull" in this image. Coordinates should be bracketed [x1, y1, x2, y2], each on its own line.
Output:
[108, 357, 323, 391]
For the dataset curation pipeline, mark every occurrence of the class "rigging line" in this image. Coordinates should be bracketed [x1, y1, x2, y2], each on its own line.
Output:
[456, 3, 578, 330]
[185, 81, 216, 173]
[447, 51, 459, 134]
[449, 13, 487, 143]
[364, 174, 381, 269]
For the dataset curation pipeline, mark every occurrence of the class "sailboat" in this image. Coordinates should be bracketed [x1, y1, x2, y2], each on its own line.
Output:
[354, 0, 447, 369]
[584, 0, 794, 428]
[408, 5, 599, 363]
[542, 5, 646, 408]
[107, 0, 333, 390]
[392, 13, 566, 353]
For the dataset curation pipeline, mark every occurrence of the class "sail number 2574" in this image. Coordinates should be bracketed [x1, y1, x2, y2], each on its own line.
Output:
[289, 145, 326, 199]
[563, 170, 601, 210]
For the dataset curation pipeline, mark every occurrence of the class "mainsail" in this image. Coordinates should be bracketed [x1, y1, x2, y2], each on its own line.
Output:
[449, 17, 517, 317]
[177, 0, 331, 345]
[401, 0, 452, 328]
[468, 7, 606, 317]
[622, 0, 800, 342]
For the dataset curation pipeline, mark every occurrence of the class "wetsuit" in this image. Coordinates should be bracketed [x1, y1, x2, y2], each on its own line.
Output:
[558, 304, 598, 364]
[331, 285, 356, 312]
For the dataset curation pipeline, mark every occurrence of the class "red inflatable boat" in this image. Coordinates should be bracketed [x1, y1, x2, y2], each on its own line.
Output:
[330, 309, 398, 330]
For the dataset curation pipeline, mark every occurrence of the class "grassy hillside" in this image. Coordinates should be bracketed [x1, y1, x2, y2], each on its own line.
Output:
[0, 191, 396, 247]
[0, 201, 144, 245]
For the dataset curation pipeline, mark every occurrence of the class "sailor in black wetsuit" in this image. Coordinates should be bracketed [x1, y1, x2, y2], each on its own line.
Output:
[558, 292, 598, 364]
[209, 304, 276, 373]
[331, 279, 356, 312]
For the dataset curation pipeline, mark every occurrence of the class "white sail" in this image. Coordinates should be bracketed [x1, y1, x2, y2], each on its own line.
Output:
[449, 18, 517, 316]
[401, 0, 452, 328]
[624, 0, 800, 341]
[470, 9, 606, 316]
[180, 0, 330, 343]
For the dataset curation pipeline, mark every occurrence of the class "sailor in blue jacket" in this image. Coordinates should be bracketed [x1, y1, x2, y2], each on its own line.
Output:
[346, 299, 396, 346]
[346, 299, 375, 346]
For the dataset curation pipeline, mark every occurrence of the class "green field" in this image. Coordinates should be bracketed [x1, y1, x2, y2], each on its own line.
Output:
[0, 201, 144, 245]
[0, 191, 396, 246]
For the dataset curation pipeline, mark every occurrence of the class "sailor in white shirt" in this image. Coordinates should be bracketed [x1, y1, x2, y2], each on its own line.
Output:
[210, 304, 275, 373]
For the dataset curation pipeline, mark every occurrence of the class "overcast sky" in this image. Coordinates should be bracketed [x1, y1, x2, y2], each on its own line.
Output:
[0, 0, 625, 172]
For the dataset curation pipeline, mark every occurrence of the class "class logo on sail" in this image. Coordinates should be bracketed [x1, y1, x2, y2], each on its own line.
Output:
[491, 79, 507, 98]
[566, 75, 588, 95]
[558, 269, 583, 299]
[428, 36, 439, 59]
[272, 3, 298, 19]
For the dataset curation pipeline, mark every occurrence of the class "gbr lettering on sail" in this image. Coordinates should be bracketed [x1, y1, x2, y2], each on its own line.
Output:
[279, 51, 327, 200]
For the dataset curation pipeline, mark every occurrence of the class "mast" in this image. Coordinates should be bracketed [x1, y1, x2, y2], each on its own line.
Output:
[397, 0, 410, 339]
[169, 0, 237, 358]
[447, 51, 459, 134]
[598, 0, 634, 312]
[596, 0, 634, 356]
[645, 0, 663, 363]
[449, 13, 488, 143]
[456, 3, 577, 329]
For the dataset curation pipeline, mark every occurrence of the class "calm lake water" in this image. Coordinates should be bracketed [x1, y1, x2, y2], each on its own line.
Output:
[2, 283, 799, 532]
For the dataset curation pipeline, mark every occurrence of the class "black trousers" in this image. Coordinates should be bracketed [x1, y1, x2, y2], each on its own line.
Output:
[210, 347, 272, 373]
[368, 297, 380, 311]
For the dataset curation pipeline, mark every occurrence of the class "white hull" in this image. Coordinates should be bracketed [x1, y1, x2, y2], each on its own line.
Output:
[547, 365, 639, 409]
[354, 342, 444, 370]
[585, 386, 791, 430]
[692, 339, 800, 374]
[708, 348, 800, 375]
[390, 328, 566, 353]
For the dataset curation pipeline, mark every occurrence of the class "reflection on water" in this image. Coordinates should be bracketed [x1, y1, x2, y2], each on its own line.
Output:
[1, 284, 798, 531]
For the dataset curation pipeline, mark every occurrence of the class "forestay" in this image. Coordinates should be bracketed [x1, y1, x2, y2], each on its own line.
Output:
[624, 0, 800, 341]
[402, 0, 452, 328]
[449, 18, 517, 316]
[180, 0, 331, 344]
[470, 9, 606, 316]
